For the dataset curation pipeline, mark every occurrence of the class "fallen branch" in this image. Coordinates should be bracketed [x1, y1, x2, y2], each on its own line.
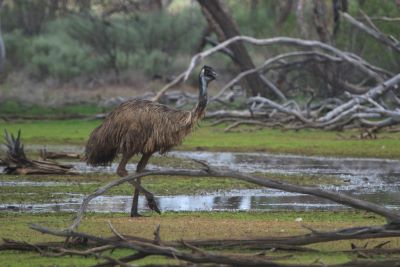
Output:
[68, 162, 400, 232]
[319, 73, 400, 123]
[26, 224, 400, 267]
[1, 130, 75, 175]
[39, 149, 81, 160]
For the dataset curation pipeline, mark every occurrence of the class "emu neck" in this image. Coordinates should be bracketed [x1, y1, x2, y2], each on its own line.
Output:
[193, 75, 208, 120]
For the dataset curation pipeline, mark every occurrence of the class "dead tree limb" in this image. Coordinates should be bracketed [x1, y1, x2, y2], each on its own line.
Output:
[30, 224, 301, 267]
[197, 0, 268, 97]
[68, 163, 400, 232]
[174, 225, 400, 249]
[1, 130, 75, 175]
[363, 16, 400, 22]
[152, 36, 386, 102]
[212, 51, 342, 100]
[318, 73, 400, 123]
[342, 12, 400, 53]
[26, 224, 400, 267]
[39, 149, 81, 160]
[183, 36, 384, 82]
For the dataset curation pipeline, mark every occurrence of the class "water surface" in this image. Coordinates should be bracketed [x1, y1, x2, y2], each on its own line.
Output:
[2, 149, 400, 213]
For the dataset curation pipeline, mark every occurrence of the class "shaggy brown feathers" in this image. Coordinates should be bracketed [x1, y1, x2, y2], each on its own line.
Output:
[85, 99, 203, 166]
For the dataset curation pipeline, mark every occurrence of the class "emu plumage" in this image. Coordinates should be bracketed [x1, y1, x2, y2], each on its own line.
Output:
[85, 66, 216, 216]
[86, 100, 197, 165]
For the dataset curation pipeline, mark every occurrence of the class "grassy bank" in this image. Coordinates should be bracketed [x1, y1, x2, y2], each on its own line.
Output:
[0, 211, 397, 266]
[1, 119, 400, 158]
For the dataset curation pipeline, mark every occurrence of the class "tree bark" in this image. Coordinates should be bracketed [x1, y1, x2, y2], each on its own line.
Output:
[197, 0, 269, 97]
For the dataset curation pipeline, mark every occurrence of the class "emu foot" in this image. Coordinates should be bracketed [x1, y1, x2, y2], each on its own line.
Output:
[146, 196, 161, 215]
[130, 212, 142, 218]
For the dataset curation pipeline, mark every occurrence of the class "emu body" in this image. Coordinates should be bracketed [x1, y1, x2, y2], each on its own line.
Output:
[85, 66, 216, 216]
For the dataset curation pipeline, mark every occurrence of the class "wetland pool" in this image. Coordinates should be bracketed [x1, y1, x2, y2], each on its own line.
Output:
[1, 148, 400, 213]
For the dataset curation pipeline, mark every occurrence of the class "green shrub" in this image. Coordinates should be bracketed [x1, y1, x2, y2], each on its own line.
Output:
[2, 30, 30, 68]
[27, 33, 101, 81]
[67, 7, 205, 78]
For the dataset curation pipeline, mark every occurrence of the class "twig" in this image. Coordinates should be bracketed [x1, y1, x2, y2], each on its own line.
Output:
[153, 225, 162, 246]
[108, 221, 126, 241]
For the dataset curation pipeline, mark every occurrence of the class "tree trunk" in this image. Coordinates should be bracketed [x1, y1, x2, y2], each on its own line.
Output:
[197, 0, 270, 97]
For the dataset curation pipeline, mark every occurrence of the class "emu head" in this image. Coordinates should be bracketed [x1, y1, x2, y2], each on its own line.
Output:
[201, 65, 217, 84]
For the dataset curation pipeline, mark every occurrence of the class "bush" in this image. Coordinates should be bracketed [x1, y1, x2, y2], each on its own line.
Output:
[27, 33, 101, 81]
[67, 7, 205, 78]
[2, 17, 103, 81]
[2, 30, 30, 69]
[1, 5, 206, 82]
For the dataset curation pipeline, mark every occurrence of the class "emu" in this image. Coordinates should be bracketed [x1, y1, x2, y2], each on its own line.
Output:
[85, 66, 217, 217]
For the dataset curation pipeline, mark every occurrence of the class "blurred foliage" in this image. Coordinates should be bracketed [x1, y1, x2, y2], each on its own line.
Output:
[1, 2, 205, 81]
[0, 99, 104, 116]
[0, 0, 398, 88]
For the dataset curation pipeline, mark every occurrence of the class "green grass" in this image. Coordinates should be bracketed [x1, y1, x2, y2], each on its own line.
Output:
[0, 119, 399, 265]
[0, 172, 343, 203]
[1, 119, 400, 158]
[185, 124, 400, 158]
[0, 211, 397, 266]
[0, 100, 104, 117]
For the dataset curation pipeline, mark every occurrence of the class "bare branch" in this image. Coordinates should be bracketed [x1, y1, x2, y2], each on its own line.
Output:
[68, 164, 400, 232]
[341, 12, 400, 53]
[27, 224, 400, 267]
[152, 36, 386, 102]
[319, 73, 400, 123]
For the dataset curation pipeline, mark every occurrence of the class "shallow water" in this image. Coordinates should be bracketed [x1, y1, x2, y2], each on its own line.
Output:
[2, 148, 400, 213]
[170, 151, 400, 184]
[2, 187, 400, 213]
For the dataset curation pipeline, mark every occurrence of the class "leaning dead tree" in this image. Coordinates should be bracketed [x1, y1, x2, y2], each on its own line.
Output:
[0, 130, 75, 175]
[5, 161, 400, 266]
[197, 0, 269, 97]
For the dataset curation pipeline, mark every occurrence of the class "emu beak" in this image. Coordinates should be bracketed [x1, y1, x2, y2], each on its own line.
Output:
[211, 70, 217, 80]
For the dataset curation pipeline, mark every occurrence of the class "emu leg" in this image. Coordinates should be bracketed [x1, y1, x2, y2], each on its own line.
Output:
[130, 153, 152, 217]
[116, 154, 132, 177]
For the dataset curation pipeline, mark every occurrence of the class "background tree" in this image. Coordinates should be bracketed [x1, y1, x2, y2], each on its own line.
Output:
[197, 0, 271, 98]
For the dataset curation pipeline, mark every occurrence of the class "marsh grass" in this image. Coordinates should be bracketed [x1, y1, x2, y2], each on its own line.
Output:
[0, 119, 399, 265]
[0, 171, 343, 203]
[1, 120, 400, 158]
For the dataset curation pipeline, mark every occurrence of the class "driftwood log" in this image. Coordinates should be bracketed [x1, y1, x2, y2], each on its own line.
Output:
[0, 130, 75, 175]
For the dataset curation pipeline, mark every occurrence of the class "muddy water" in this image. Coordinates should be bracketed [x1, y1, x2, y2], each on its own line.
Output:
[1, 148, 400, 213]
